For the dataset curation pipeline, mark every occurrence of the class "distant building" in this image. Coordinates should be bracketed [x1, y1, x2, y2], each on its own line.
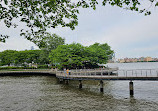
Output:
[31, 46, 34, 50]
[118, 59, 125, 63]
[144, 57, 152, 62]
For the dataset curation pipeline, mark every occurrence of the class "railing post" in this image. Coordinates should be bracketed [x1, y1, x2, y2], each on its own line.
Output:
[95, 70, 96, 76]
[124, 70, 125, 76]
[101, 69, 103, 77]
[146, 70, 147, 77]
[80, 69, 81, 76]
[141, 70, 142, 76]
[132, 70, 133, 77]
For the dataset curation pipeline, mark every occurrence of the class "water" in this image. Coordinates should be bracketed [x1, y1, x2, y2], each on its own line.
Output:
[0, 62, 158, 111]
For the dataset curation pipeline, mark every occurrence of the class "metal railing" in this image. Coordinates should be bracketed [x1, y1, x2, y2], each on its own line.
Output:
[56, 68, 158, 78]
[118, 69, 158, 77]
[56, 68, 119, 77]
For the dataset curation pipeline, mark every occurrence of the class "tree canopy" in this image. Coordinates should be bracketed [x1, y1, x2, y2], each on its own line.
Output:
[0, 0, 157, 42]
[0, 50, 42, 66]
[49, 42, 114, 69]
[36, 33, 65, 52]
[36, 33, 65, 64]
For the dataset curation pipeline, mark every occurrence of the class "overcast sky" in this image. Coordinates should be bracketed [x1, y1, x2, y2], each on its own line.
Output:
[0, 2, 158, 59]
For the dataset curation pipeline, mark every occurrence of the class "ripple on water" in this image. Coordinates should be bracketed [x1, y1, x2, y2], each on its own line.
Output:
[0, 75, 158, 111]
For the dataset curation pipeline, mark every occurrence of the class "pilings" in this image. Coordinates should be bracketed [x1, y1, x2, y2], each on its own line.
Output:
[100, 80, 104, 92]
[64, 79, 69, 85]
[59, 78, 63, 84]
[129, 80, 134, 96]
[79, 80, 82, 89]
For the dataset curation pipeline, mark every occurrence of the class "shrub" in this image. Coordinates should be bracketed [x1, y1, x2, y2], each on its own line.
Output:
[37, 65, 49, 69]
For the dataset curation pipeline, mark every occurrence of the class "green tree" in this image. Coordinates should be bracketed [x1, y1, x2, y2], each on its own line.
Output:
[0, 0, 156, 42]
[35, 33, 65, 64]
[0, 50, 17, 66]
[36, 33, 65, 52]
[88, 43, 114, 63]
[49, 43, 85, 69]
[25, 50, 41, 64]
[49, 42, 113, 69]
[0, 50, 41, 66]
[38, 50, 50, 65]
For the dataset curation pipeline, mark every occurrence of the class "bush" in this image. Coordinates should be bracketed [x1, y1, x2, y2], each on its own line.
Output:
[37, 65, 49, 69]
[0, 66, 23, 70]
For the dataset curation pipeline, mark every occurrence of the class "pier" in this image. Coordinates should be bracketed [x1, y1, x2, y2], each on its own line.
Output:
[0, 68, 158, 96]
[55, 68, 158, 96]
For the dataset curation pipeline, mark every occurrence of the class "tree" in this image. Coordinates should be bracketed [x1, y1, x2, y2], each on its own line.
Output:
[88, 43, 114, 63]
[0, 50, 42, 66]
[0, 50, 17, 66]
[35, 33, 65, 64]
[0, 0, 157, 42]
[49, 42, 113, 69]
[36, 33, 65, 52]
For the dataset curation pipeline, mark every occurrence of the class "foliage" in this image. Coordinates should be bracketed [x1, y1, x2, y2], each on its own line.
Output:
[35, 33, 65, 51]
[0, 66, 37, 70]
[35, 33, 65, 64]
[37, 64, 50, 69]
[49, 42, 114, 69]
[0, 50, 42, 66]
[0, 50, 17, 66]
[0, 0, 157, 42]
[38, 49, 50, 64]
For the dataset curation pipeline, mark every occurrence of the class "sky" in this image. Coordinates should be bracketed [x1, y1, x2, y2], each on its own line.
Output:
[0, 2, 158, 59]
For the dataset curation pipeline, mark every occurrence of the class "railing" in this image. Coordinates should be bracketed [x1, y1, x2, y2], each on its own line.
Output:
[56, 68, 119, 77]
[56, 68, 158, 78]
[118, 69, 158, 77]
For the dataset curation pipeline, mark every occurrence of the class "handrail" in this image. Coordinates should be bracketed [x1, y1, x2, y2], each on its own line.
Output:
[56, 68, 158, 78]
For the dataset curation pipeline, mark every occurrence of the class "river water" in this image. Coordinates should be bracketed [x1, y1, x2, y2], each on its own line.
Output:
[0, 62, 158, 111]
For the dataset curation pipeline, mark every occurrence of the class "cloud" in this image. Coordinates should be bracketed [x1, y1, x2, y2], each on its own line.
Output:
[0, 37, 39, 51]
[133, 45, 158, 52]
[97, 13, 158, 48]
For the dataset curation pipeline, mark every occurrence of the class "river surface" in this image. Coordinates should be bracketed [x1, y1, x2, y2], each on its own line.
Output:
[0, 62, 158, 111]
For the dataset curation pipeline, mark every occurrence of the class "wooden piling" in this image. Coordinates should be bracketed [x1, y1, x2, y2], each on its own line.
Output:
[129, 80, 134, 96]
[79, 80, 82, 89]
[65, 79, 69, 85]
[100, 80, 104, 92]
[59, 78, 63, 84]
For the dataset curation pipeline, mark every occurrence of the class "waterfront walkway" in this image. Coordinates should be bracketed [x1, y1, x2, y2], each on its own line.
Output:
[56, 68, 158, 81]
[1, 68, 158, 81]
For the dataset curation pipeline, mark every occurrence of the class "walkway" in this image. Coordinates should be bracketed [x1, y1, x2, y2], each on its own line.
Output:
[56, 68, 158, 81]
